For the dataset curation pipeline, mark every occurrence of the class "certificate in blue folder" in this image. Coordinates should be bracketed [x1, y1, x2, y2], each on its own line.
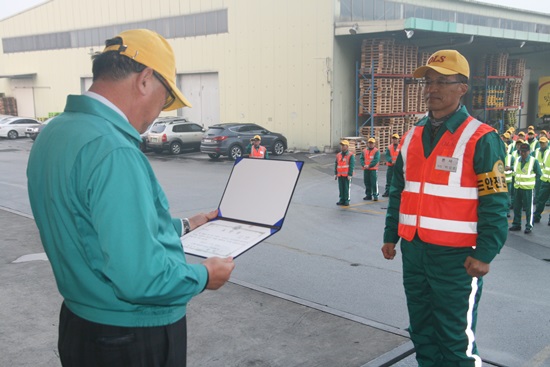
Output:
[182, 157, 304, 258]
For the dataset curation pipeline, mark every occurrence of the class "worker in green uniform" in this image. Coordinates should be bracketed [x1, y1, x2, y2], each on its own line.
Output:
[360, 137, 380, 201]
[335, 140, 355, 206]
[382, 133, 400, 197]
[533, 136, 550, 223]
[382, 50, 508, 367]
[510, 142, 542, 233]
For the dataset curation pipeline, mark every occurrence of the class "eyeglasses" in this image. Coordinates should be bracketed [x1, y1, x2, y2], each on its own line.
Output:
[153, 71, 176, 109]
[418, 79, 464, 87]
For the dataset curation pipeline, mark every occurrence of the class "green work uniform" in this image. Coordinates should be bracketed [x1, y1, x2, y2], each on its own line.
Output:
[534, 148, 550, 223]
[512, 155, 542, 230]
[335, 150, 355, 205]
[360, 147, 380, 199]
[384, 106, 508, 367]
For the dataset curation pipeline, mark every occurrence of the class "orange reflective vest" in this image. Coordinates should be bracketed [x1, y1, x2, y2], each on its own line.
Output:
[336, 152, 353, 177]
[362, 147, 379, 170]
[387, 144, 400, 166]
[398, 116, 494, 247]
[250, 145, 267, 158]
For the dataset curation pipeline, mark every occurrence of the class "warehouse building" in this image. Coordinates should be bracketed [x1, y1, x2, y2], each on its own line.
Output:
[1, 0, 550, 151]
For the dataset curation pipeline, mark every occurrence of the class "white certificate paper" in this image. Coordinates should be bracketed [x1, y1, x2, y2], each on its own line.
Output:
[182, 158, 303, 258]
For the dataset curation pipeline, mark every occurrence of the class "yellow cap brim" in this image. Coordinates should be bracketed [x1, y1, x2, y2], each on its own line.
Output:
[413, 65, 460, 78]
[163, 78, 192, 111]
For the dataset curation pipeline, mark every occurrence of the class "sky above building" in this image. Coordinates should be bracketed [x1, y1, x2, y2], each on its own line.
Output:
[1, 0, 549, 21]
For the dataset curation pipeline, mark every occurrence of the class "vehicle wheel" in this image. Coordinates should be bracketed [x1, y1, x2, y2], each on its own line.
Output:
[170, 141, 182, 155]
[272, 140, 285, 156]
[208, 153, 221, 159]
[7, 130, 18, 139]
[228, 145, 243, 160]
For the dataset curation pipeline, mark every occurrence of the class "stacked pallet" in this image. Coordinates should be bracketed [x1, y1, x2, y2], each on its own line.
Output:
[359, 125, 391, 150]
[0, 97, 17, 116]
[507, 58, 526, 77]
[404, 45, 419, 75]
[418, 52, 431, 69]
[360, 78, 394, 115]
[392, 79, 404, 113]
[505, 79, 522, 107]
[360, 39, 394, 74]
[342, 137, 367, 155]
[481, 53, 509, 76]
[393, 44, 406, 74]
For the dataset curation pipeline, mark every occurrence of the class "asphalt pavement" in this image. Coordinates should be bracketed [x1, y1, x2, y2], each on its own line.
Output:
[1, 139, 549, 366]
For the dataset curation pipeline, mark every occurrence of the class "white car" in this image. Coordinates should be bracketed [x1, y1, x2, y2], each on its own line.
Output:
[0, 117, 42, 139]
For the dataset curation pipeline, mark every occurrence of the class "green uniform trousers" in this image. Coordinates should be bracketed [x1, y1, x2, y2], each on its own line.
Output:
[534, 181, 550, 223]
[385, 165, 394, 193]
[337, 176, 351, 204]
[512, 188, 534, 230]
[401, 239, 483, 367]
[363, 169, 378, 198]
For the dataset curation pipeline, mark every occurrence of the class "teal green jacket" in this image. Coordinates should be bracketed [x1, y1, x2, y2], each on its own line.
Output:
[27, 94, 208, 327]
[383, 106, 508, 264]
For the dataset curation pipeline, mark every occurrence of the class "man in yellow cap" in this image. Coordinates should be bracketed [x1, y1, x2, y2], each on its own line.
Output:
[361, 137, 380, 200]
[533, 136, 550, 222]
[382, 49, 508, 367]
[527, 129, 540, 152]
[382, 134, 400, 197]
[27, 29, 235, 366]
[335, 140, 355, 206]
[247, 134, 268, 159]
[539, 130, 548, 139]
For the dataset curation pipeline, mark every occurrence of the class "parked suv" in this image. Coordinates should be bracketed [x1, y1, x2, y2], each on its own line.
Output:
[200, 123, 287, 160]
[147, 118, 205, 155]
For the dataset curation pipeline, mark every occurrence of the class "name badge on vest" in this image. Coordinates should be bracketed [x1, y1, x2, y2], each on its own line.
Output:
[435, 156, 458, 172]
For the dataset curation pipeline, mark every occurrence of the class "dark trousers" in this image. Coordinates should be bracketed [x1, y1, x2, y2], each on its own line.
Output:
[363, 169, 378, 198]
[512, 187, 534, 230]
[401, 240, 482, 367]
[385, 165, 394, 193]
[337, 176, 351, 203]
[534, 181, 550, 222]
[59, 303, 187, 367]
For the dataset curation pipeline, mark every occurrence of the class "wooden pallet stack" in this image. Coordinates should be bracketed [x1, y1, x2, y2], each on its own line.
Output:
[418, 52, 431, 69]
[0, 97, 17, 116]
[392, 79, 404, 113]
[359, 125, 391, 150]
[507, 58, 526, 77]
[405, 45, 419, 75]
[482, 53, 509, 76]
[360, 38, 394, 74]
[393, 44, 406, 74]
[505, 79, 522, 107]
[360, 78, 394, 115]
[389, 117, 406, 138]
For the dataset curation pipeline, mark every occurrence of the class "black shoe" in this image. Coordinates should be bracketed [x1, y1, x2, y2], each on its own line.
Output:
[548, 222, 550, 226]
[534, 218, 540, 223]
[373, 197, 379, 201]
[507, 212, 510, 218]
[363, 196, 372, 200]
[524, 228, 532, 234]
[342, 201, 350, 206]
[509, 226, 521, 231]
[336, 202, 343, 206]
[382, 192, 389, 197]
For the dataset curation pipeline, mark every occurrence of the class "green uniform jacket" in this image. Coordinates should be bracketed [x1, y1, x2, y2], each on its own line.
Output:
[360, 147, 380, 169]
[27, 94, 208, 327]
[383, 106, 508, 264]
[334, 150, 355, 176]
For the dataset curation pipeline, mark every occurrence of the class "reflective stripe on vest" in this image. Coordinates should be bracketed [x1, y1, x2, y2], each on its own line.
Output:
[513, 157, 536, 189]
[504, 153, 513, 183]
[398, 117, 494, 247]
[336, 152, 352, 176]
[386, 144, 400, 166]
[362, 147, 379, 170]
[250, 145, 266, 158]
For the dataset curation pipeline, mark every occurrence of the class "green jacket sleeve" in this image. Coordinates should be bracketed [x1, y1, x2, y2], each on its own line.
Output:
[472, 132, 509, 264]
[383, 153, 404, 244]
[385, 147, 392, 164]
[359, 151, 365, 166]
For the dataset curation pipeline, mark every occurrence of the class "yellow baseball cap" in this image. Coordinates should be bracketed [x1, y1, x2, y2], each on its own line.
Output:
[102, 29, 191, 111]
[368, 137, 376, 143]
[340, 140, 349, 146]
[392, 133, 400, 139]
[527, 130, 535, 135]
[413, 49, 470, 79]
[502, 132, 511, 139]
[518, 131, 526, 137]
[540, 130, 548, 135]
[253, 135, 261, 141]
[528, 125, 534, 130]
[539, 136, 549, 143]
[508, 126, 516, 132]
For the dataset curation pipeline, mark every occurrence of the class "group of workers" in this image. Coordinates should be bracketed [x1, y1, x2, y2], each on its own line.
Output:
[501, 126, 550, 232]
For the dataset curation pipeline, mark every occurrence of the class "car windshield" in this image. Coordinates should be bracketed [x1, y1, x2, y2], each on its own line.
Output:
[151, 124, 167, 133]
